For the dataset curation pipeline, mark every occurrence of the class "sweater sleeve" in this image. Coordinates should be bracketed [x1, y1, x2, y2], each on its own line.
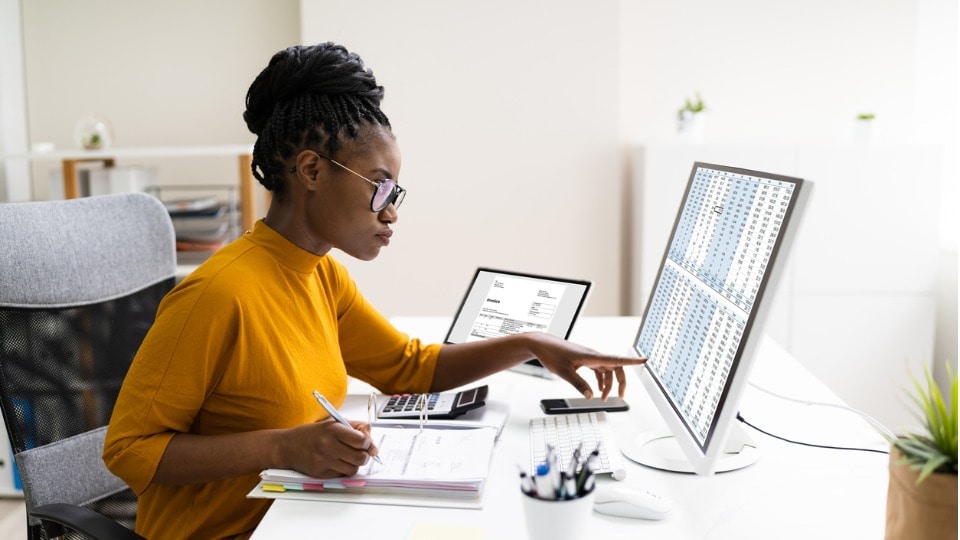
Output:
[102, 278, 238, 494]
[329, 262, 440, 394]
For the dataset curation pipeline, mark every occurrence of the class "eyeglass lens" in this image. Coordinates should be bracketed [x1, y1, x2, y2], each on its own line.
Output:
[373, 180, 404, 211]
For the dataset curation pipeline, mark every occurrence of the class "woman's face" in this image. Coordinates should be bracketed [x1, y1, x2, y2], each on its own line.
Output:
[306, 124, 402, 261]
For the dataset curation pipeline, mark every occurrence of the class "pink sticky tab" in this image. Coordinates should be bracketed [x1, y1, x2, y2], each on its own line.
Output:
[341, 479, 367, 488]
[302, 483, 326, 491]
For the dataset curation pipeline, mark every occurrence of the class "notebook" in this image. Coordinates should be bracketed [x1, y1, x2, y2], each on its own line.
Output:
[252, 424, 497, 509]
[443, 268, 592, 377]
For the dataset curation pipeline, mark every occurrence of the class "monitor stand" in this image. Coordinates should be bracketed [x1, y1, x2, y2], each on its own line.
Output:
[620, 423, 760, 474]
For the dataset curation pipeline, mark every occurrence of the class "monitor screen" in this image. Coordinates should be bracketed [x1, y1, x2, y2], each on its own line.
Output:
[628, 162, 807, 475]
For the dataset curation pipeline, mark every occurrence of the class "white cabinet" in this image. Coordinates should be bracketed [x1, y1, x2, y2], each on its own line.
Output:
[629, 143, 941, 431]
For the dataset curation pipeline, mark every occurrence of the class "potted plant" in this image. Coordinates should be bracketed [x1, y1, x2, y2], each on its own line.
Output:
[854, 112, 875, 143]
[74, 113, 114, 150]
[885, 364, 957, 539]
[677, 93, 707, 142]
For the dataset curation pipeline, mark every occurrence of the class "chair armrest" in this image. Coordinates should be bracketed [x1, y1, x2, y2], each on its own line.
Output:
[31, 503, 144, 540]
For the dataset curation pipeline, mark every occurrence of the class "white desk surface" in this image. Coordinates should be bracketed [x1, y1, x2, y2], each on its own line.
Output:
[252, 317, 890, 539]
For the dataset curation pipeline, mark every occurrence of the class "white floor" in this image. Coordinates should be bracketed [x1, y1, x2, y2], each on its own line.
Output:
[0, 498, 26, 538]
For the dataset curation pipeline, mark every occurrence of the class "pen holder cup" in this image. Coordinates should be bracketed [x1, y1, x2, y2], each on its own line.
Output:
[521, 487, 596, 540]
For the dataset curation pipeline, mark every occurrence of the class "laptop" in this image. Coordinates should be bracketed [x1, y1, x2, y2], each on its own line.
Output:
[374, 268, 591, 420]
[443, 268, 592, 377]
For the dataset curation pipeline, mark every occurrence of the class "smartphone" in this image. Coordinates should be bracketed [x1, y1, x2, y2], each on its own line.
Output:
[540, 397, 629, 415]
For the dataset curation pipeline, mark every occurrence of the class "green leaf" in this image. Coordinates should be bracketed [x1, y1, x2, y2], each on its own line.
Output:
[894, 362, 958, 482]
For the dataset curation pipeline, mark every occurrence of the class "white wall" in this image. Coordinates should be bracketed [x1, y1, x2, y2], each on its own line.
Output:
[618, 0, 957, 417]
[0, 0, 29, 202]
[20, 0, 300, 202]
[619, 0, 921, 145]
[914, 0, 959, 399]
[300, 0, 623, 317]
[9, 0, 956, 403]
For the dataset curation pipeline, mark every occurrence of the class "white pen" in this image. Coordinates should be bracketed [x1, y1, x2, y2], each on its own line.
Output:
[312, 390, 383, 465]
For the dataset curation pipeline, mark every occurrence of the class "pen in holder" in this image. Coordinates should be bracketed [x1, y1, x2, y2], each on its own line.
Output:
[519, 450, 597, 540]
[520, 479, 595, 540]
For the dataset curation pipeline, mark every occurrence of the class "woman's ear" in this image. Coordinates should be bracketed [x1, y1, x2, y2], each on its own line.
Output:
[293, 150, 322, 191]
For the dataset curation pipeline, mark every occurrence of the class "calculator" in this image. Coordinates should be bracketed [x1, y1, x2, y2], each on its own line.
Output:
[376, 385, 489, 419]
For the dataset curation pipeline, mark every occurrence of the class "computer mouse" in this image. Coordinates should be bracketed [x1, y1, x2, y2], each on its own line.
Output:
[593, 485, 672, 520]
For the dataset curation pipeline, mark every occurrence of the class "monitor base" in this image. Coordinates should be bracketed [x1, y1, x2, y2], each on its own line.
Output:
[620, 425, 760, 474]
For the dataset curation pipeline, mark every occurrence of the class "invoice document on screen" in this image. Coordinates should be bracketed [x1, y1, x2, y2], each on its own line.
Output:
[467, 274, 566, 341]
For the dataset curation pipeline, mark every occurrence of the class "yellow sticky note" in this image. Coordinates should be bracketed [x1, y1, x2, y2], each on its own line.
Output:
[406, 523, 484, 540]
[260, 483, 286, 493]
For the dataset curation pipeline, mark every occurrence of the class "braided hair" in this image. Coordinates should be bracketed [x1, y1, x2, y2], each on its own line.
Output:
[243, 43, 392, 196]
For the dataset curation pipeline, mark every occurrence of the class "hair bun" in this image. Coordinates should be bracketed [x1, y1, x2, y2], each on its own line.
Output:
[243, 42, 384, 136]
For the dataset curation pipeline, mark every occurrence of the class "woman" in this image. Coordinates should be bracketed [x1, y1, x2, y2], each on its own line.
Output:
[103, 42, 643, 539]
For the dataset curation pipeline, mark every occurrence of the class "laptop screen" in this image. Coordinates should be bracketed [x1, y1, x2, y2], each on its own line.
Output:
[444, 268, 591, 374]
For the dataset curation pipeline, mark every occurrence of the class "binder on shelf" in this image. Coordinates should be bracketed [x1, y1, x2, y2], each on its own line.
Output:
[146, 185, 241, 266]
[162, 195, 220, 215]
[173, 222, 230, 245]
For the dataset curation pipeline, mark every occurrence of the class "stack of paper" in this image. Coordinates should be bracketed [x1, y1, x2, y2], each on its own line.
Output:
[254, 425, 497, 506]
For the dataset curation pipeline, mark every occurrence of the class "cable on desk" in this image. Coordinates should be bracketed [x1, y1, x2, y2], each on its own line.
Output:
[736, 413, 889, 455]
[747, 381, 897, 441]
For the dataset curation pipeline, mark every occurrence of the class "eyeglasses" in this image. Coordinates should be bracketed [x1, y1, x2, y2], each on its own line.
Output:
[289, 153, 406, 212]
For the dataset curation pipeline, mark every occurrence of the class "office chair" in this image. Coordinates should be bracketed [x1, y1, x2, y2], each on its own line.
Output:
[0, 192, 177, 539]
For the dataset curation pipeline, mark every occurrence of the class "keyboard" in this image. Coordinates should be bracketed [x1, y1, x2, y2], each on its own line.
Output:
[529, 411, 627, 480]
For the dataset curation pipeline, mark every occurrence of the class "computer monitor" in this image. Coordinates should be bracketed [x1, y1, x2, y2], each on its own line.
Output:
[624, 162, 808, 475]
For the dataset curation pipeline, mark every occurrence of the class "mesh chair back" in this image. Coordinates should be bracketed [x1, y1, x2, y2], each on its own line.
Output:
[0, 193, 177, 539]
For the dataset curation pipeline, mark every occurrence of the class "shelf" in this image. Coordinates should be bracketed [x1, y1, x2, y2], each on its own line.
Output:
[2, 145, 257, 231]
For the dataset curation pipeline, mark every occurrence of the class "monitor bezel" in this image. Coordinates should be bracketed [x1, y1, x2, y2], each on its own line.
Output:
[631, 162, 808, 475]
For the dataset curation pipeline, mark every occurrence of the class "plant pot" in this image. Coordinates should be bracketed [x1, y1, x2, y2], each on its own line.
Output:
[886, 447, 958, 540]
[74, 113, 114, 150]
[854, 118, 874, 143]
[677, 110, 707, 143]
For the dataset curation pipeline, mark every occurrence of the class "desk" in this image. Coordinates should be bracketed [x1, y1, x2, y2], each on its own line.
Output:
[252, 317, 890, 539]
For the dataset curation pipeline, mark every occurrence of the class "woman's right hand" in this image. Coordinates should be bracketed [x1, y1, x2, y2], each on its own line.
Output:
[278, 418, 379, 478]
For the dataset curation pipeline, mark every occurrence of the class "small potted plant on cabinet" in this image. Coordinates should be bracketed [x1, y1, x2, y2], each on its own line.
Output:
[677, 93, 707, 142]
[854, 112, 875, 143]
[885, 365, 957, 540]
